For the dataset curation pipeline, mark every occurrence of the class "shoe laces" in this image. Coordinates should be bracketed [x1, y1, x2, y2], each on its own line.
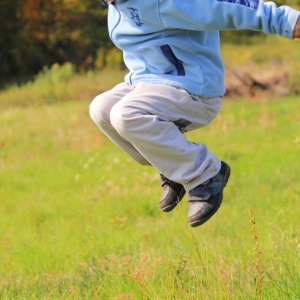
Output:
[188, 180, 210, 202]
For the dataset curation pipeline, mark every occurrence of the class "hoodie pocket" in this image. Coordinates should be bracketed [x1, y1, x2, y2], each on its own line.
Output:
[160, 45, 185, 76]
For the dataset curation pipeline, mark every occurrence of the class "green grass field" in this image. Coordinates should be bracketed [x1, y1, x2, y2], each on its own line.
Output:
[0, 58, 300, 298]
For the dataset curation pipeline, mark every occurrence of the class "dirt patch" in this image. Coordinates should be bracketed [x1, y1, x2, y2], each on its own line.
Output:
[224, 62, 298, 98]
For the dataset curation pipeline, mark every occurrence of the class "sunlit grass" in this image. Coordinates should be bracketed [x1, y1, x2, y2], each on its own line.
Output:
[0, 86, 299, 298]
[0, 36, 300, 298]
[0, 63, 126, 109]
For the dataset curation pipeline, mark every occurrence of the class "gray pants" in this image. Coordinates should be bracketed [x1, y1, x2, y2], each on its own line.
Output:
[89, 82, 223, 191]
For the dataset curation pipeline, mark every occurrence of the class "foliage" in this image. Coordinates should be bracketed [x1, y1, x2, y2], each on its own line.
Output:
[0, 0, 25, 86]
[0, 64, 125, 109]
[0, 0, 113, 88]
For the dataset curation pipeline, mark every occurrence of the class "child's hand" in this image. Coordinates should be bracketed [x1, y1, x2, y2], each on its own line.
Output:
[294, 16, 300, 38]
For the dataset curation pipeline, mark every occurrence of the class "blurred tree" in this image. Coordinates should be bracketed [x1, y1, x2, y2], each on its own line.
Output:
[0, 0, 25, 87]
[0, 0, 112, 88]
[20, 0, 112, 70]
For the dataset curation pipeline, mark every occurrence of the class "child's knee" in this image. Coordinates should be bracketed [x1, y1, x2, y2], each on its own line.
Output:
[110, 103, 127, 135]
[89, 95, 109, 126]
[110, 102, 141, 137]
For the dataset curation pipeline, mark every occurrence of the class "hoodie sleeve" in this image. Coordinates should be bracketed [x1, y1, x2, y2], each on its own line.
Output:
[159, 0, 300, 39]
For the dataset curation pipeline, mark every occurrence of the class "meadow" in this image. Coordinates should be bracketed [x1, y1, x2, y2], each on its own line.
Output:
[0, 36, 300, 299]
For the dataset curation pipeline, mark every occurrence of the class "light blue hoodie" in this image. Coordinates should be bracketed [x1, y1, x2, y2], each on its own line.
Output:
[103, 0, 300, 97]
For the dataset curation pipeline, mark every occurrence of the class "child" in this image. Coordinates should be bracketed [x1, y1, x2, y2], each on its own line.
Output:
[90, 0, 300, 227]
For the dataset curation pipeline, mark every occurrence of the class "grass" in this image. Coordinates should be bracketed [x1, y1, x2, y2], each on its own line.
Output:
[0, 36, 300, 298]
[0, 72, 299, 299]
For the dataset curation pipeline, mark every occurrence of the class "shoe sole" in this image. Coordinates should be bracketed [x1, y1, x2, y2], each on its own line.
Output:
[161, 188, 186, 212]
[189, 162, 231, 227]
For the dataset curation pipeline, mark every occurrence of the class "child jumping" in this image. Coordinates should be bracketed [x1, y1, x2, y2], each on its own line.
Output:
[90, 0, 300, 227]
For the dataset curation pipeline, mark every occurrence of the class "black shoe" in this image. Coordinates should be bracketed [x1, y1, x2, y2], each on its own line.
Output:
[187, 161, 231, 227]
[159, 175, 186, 212]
